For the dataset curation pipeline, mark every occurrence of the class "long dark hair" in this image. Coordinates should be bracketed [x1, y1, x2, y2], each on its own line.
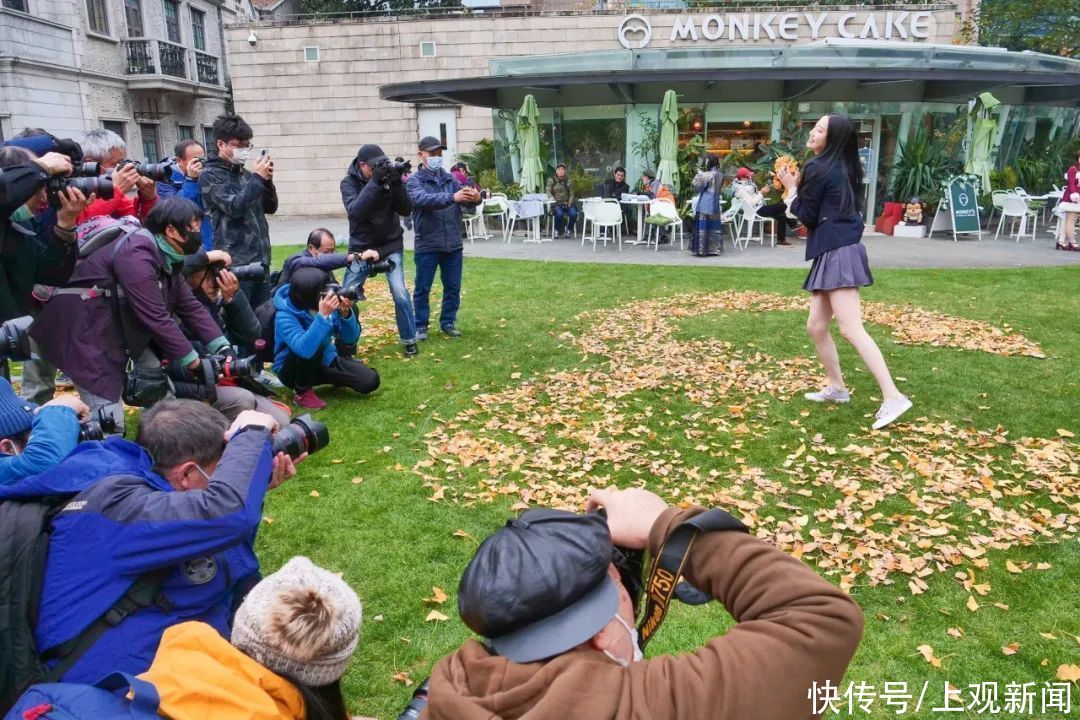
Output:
[801, 113, 863, 216]
[283, 677, 349, 720]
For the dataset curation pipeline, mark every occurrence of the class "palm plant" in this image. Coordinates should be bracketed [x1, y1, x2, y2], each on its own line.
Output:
[458, 139, 496, 176]
[888, 124, 957, 209]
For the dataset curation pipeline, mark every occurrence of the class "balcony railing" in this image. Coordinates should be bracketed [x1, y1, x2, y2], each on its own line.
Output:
[123, 39, 222, 87]
[195, 51, 219, 85]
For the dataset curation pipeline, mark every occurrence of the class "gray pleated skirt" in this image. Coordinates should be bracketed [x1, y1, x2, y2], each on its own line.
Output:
[803, 243, 873, 292]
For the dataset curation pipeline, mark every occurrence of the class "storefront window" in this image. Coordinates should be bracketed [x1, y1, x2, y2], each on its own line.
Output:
[558, 117, 625, 179]
[705, 121, 771, 163]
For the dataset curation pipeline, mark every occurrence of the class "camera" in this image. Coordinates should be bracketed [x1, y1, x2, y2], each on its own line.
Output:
[45, 175, 114, 207]
[113, 158, 177, 182]
[71, 161, 100, 177]
[206, 352, 261, 382]
[367, 258, 395, 277]
[396, 678, 429, 720]
[323, 282, 362, 302]
[372, 157, 411, 190]
[0, 315, 34, 361]
[271, 414, 329, 460]
[227, 261, 268, 282]
[78, 406, 118, 441]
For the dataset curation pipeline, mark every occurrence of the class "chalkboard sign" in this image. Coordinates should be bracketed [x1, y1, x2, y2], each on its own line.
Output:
[930, 176, 982, 242]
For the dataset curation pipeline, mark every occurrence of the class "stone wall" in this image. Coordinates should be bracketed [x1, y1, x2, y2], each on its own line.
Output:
[226, 5, 960, 216]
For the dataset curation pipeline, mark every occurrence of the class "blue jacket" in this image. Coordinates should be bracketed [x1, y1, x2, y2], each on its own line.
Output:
[406, 166, 474, 254]
[272, 283, 360, 373]
[0, 406, 80, 487]
[157, 167, 214, 251]
[791, 159, 864, 261]
[22, 429, 272, 683]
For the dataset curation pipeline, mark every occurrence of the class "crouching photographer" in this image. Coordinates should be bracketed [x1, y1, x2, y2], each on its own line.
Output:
[273, 267, 379, 410]
[30, 197, 233, 435]
[419, 487, 863, 720]
[340, 144, 419, 357]
[0, 378, 92, 486]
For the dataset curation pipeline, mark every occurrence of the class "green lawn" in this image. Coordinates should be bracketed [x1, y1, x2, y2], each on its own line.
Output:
[262, 248, 1079, 719]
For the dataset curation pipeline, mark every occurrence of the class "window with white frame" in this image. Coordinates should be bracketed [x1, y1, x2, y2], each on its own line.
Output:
[420, 41, 436, 58]
[191, 8, 206, 50]
[85, 0, 110, 34]
[304, 46, 319, 62]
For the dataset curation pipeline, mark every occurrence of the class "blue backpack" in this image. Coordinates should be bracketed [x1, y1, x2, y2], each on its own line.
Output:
[3, 672, 159, 720]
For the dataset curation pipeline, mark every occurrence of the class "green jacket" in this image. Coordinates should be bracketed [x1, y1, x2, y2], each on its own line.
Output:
[546, 176, 574, 206]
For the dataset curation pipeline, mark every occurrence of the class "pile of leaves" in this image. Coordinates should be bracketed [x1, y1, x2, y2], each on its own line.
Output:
[415, 291, 1075, 593]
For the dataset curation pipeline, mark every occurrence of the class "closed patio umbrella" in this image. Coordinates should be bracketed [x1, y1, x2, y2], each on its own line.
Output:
[964, 91, 1000, 193]
[517, 95, 545, 194]
[657, 90, 680, 196]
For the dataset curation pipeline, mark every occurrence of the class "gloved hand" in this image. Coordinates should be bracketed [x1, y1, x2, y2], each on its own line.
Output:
[372, 162, 392, 186]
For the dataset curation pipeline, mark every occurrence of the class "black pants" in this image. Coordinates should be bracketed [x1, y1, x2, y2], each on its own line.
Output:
[756, 203, 793, 243]
[279, 353, 380, 395]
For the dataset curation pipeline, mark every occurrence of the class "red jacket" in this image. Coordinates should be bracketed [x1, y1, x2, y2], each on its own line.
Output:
[77, 190, 156, 224]
[1066, 164, 1080, 204]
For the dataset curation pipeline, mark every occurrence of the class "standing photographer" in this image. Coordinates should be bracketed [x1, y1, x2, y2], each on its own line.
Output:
[339, 144, 419, 357]
[31, 198, 231, 434]
[76, 129, 158, 224]
[157, 139, 213, 251]
[199, 115, 277, 310]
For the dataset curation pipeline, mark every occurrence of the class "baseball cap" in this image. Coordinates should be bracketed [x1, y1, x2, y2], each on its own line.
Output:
[736, 167, 753, 180]
[457, 508, 618, 663]
[356, 144, 388, 165]
[418, 136, 446, 152]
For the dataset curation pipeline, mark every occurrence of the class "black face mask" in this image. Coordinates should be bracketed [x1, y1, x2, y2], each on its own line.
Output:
[180, 229, 203, 255]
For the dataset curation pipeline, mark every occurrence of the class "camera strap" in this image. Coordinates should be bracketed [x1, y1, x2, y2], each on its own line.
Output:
[637, 508, 749, 648]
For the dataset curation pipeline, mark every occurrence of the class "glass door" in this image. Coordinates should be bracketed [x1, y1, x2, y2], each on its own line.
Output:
[854, 116, 881, 220]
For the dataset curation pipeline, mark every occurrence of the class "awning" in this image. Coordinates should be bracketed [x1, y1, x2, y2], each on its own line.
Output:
[380, 40, 1080, 108]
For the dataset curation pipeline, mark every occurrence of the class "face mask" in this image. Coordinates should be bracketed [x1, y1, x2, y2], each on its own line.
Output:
[426, 156, 444, 171]
[181, 229, 203, 255]
[10, 205, 33, 224]
[229, 147, 251, 166]
[601, 614, 643, 667]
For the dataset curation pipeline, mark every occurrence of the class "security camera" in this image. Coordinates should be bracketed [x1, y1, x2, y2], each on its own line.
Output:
[247, 30, 257, 46]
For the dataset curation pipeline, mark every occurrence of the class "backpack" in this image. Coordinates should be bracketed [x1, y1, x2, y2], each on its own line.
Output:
[0, 494, 168, 716]
[252, 299, 277, 365]
[4, 672, 160, 720]
[75, 216, 142, 259]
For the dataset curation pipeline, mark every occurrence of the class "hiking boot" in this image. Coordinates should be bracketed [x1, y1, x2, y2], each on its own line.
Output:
[416, 327, 429, 341]
[441, 325, 462, 338]
[294, 388, 327, 410]
[804, 386, 851, 403]
[872, 395, 913, 430]
[404, 342, 419, 357]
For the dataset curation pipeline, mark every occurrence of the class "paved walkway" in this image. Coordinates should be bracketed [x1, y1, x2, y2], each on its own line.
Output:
[269, 215, 1080, 270]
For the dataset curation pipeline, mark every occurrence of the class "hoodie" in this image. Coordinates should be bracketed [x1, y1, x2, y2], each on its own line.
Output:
[424, 505, 864, 720]
[271, 283, 360, 373]
[139, 621, 305, 720]
[199, 155, 277, 267]
[340, 151, 412, 258]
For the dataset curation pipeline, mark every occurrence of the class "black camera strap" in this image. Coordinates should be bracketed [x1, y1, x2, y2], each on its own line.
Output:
[637, 509, 749, 648]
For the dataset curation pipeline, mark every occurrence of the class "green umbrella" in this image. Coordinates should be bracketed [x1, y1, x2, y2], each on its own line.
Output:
[657, 90, 680, 196]
[517, 95, 544, 194]
[964, 91, 1000, 193]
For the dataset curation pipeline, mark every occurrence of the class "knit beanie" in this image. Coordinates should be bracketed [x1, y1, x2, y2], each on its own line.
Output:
[231, 556, 362, 687]
[0, 378, 37, 440]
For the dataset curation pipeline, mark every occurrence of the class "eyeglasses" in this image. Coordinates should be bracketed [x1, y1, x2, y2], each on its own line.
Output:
[226, 141, 252, 150]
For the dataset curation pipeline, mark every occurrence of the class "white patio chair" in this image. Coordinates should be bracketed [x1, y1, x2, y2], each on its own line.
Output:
[721, 197, 744, 238]
[644, 199, 683, 251]
[462, 209, 489, 244]
[734, 200, 775, 249]
[481, 196, 509, 235]
[985, 190, 1008, 227]
[995, 194, 1037, 242]
[580, 198, 603, 245]
[589, 201, 623, 251]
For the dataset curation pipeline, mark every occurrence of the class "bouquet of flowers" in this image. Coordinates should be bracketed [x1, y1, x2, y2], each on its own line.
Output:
[772, 155, 799, 201]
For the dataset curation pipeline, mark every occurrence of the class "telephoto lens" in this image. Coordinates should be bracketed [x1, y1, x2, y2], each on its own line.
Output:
[396, 678, 429, 720]
[228, 261, 269, 282]
[0, 315, 35, 361]
[78, 407, 118, 442]
[270, 414, 329, 460]
[72, 161, 100, 177]
[367, 258, 396, 278]
[46, 176, 114, 207]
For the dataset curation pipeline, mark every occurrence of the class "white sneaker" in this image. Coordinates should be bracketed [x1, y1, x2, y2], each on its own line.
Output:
[804, 386, 851, 403]
[872, 395, 913, 430]
[256, 369, 285, 390]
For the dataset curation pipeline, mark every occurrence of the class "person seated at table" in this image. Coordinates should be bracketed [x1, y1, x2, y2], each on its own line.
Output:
[639, 170, 659, 199]
[601, 167, 632, 231]
[732, 167, 796, 247]
[546, 164, 577, 239]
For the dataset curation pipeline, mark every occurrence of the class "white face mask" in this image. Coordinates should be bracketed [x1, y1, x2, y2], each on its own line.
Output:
[602, 614, 643, 667]
[426, 155, 444, 171]
[229, 147, 251, 166]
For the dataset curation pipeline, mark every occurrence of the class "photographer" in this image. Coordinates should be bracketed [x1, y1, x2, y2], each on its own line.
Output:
[176, 250, 290, 427]
[273, 267, 379, 410]
[76, 129, 158, 224]
[23, 400, 300, 682]
[31, 197, 231, 434]
[157, 139, 213, 251]
[0, 146, 91, 324]
[278, 227, 359, 288]
[0, 379, 88, 486]
[424, 487, 863, 720]
[339, 143, 419, 357]
[199, 114, 277, 310]
[406, 136, 480, 341]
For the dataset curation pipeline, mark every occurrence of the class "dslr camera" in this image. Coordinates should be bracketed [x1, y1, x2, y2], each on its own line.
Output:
[322, 282, 362, 303]
[205, 352, 261, 382]
[272, 414, 329, 460]
[0, 315, 34, 362]
[209, 260, 268, 283]
[45, 175, 114, 207]
[113, 158, 178, 182]
[372, 157, 411, 190]
[78, 406, 118, 441]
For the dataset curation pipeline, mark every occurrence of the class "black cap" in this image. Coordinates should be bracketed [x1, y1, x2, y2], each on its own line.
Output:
[418, 136, 446, 152]
[458, 508, 617, 663]
[356, 144, 388, 164]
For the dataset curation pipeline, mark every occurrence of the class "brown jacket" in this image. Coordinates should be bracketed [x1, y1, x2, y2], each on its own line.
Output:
[425, 506, 864, 720]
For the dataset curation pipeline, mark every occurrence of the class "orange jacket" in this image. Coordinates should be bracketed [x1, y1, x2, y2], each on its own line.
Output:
[138, 621, 305, 720]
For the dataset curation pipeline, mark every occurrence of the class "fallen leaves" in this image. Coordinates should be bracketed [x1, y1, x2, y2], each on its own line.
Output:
[1001, 642, 1020, 655]
[966, 595, 980, 612]
[423, 587, 449, 605]
[947, 627, 964, 639]
[425, 610, 449, 622]
[1057, 664, 1080, 682]
[917, 644, 943, 667]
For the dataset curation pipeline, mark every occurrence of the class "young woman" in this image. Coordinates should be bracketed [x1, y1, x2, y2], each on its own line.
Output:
[1055, 149, 1080, 251]
[690, 155, 724, 255]
[777, 113, 911, 430]
[139, 556, 362, 720]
